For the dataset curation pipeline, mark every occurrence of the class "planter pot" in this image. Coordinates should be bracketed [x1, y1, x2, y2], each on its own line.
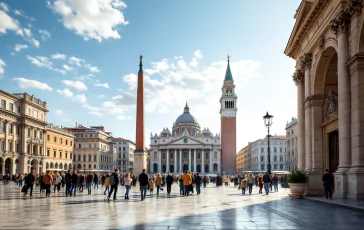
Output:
[288, 183, 307, 199]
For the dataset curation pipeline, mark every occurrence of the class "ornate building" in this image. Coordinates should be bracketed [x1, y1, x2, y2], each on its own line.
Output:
[220, 55, 237, 174]
[113, 137, 135, 173]
[285, 117, 298, 171]
[149, 103, 221, 174]
[0, 90, 48, 174]
[285, 0, 364, 199]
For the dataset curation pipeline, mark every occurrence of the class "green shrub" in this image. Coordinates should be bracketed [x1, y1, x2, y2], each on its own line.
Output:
[286, 170, 309, 183]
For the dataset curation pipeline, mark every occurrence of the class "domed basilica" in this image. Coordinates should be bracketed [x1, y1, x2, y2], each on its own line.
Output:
[149, 102, 221, 174]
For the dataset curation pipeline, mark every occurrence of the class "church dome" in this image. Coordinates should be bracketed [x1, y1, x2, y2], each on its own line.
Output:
[175, 102, 199, 124]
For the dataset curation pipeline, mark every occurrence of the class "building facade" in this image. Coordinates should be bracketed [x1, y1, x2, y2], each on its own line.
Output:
[66, 125, 115, 172]
[220, 56, 237, 174]
[285, 0, 364, 199]
[0, 91, 48, 174]
[285, 117, 298, 171]
[45, 124, 74, 173]
[149, 103, 221, 174]
[114, 138, 135, 173]
[236, 142, 254, 173]
[250, 135, 286, 172]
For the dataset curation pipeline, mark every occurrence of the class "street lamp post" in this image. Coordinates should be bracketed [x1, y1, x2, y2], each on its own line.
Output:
[263, 112, 273, 175]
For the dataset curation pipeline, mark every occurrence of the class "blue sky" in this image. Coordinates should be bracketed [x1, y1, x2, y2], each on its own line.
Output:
[0, 0, 300, 150]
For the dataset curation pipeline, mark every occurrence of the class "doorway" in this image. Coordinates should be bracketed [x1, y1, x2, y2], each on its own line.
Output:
[328, 130, 339, 173]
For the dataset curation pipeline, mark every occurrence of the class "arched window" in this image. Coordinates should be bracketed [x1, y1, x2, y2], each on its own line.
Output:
[154, 152, 157, 159]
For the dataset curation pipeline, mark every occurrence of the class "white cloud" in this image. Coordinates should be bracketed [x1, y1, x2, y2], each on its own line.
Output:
[122, 73, 137, 89]
[68, 56, 85, 67]
[13, 78, 53, 91]
[78, 73, 94, 81]
[0, 2, 9, 12]
[86, 64, 100, 73]
[48, 0, 128, 42]
[0, 6, 20, 34]
[73, 94, 87, 103]
[51, 53, 67, 60]
[23, 28, 32, 37]
[32, 38, 40, 47]
[189, 58, 198, 67]
[39, 30, 51, 40]
[56, 88, 74, 97]
[63, 64, 73, 71]
[194, 50, 202, 58]
[62, 80, 88, 91]
[27, 55, 53, 69]
[14, 44, 28, 52]
[0, 59, 5, 78]
[94, 83, 109, 88]
[145, 58, 169, 75]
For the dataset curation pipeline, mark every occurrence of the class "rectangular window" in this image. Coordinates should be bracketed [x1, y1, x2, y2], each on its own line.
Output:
[60, 138, 63, 144]
[16, 143, 20, 152]
[89, 144, 91, 148]
[27, 128, 30, 137]
[1, 100, 5, 109]
[53, 150, 56, 157]
[89, 155, 91, 161]
[83, 155, 86, 161]
[94, 155, 97, 161]
[47, 135, 50, 141]
[70, 141, 73, 146]
[0, 140, 4, 151]
[60, 151, 62, 158]
[65, 152, 68, 159]
[123, 147, 126, 151]
[261, 164, 265, 170]
[39, 131, 42, 139]
[9, 103, 13, 112]
[17, 106, 21, 113]
[78, 144, 81, 148]
[54, 137, 57, 142]
[66, 140, 68, 145]
[47, 149, 50, 156]
[78, 155, 81, 161]
[0, 121, 4, 133]
[33, 130, 37, 138]
[8, 123, 13, 134]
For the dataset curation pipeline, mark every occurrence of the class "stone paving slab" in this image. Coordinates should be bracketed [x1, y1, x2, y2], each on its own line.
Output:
[0, 183, 363, 229]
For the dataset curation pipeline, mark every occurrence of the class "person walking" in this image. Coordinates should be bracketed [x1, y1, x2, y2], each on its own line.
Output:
[258, 174, 263, 194]
[103, 174, 110, 195]
[155, 173, 162, 196]
[202, 175, 207, 188]
[166, 172, 174, 195]
[93, 173, 99, 189]
[322, 169, 334, 200]
[179, 175, 184, 195]
[272, 174, 279, 192]
[247, 173, 254, 195]
[138, 169, 149, 201]
[149, 179, 155, 195]
[241, 175, 247, 195]
[65, 170, 72, 196]
[182, 171, 192, 196]
[194, 173, 202, 195]
[78, 173, 85, 193]
[107, 169, 120, 201]
[263, 172, 271, 195]
[70, 170, 78, 196]
[43, 171, 53, 197]
[18, 173, 24, 188]
[86, 172, 93, 195]
[124, 172, 132, 200]
[53, 173, 62, 193]
[24, 170, 35, 196]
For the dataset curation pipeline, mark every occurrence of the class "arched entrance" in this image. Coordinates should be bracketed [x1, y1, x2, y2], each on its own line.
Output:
[0, 157, 4, 174]
[153, 163, 158, 173]
[5, 158, 13, 174]
[205, 164, 209, 173]
[196, 164, 201, 173]
[31, 159, 38, 173]
[64, 164, 68, 170]
[69, 163, 72, 171]
[213, 163, 218, 172]
[183, 164, 188, 172]
[162, 164, 166, 173]
[170, 165, 174, 173]
[329, 131, 339, 173]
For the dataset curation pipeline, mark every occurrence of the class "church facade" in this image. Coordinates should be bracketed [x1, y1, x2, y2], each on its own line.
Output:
[149, 103, 221, 174]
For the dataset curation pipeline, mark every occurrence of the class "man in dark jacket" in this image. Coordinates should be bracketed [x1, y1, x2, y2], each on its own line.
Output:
[70, 170, 78, 196]
[65, 170, 72, 196]
[93, 173, 99, 189]
[263, 172, 271, 195]
[322, 169, 334, 200]
[108, 169, 119, 201]
[24, 170, 35, 196]
[86, 172, 93, 195]
[166, 172, 174, 195]
[194, 173, 202, 195]
[139, 169, 149, 201]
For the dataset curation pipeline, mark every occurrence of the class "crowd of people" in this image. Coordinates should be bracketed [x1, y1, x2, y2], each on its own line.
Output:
[0, 169, 291, 201]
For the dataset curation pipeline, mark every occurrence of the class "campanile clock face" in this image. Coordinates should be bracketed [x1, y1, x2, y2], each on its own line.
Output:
[183, 138, 188, 144]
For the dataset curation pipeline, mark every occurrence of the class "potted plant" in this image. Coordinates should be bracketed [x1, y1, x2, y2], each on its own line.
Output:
[286, 170, 309, 198]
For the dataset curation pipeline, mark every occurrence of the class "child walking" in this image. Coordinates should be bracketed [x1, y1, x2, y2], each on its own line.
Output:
[149, 179, 155, 195]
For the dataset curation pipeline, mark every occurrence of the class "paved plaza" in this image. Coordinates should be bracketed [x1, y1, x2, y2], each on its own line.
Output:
[1, 184, 364, 230]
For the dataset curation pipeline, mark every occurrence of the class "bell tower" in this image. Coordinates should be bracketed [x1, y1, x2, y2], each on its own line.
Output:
[220, 55, 237, 174]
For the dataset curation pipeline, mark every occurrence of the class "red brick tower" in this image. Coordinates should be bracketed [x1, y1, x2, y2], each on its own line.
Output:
[220, 55, 237, 174]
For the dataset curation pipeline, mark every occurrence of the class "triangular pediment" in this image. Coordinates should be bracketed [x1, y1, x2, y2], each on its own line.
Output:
[169, 136, 204, 145]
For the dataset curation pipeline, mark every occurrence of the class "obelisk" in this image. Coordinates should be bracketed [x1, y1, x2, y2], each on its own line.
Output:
[133, 55, 147, 174]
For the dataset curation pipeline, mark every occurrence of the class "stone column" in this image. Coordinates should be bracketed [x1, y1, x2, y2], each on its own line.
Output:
[201, 149, 205, 173]
[188, 149, 191, 171]
[301, 54, 313, 172]
[347, 2, 364, 199]
[4, 121, 8, 153]
[179, 149, 182, 173]
[158, 150, 162, 172]
[193, 149, 197, 172]
[174, 150, 177, 173]
[293, 69, 305, 170]
[166, 149, 170, 173]
[332, 11, 351, 198]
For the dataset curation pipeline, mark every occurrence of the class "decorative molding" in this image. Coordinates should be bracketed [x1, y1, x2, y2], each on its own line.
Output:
[292, 69, 305, 85]
[300, 53, 313, 69]
[347, 0, 363, 17]
[330, 10, 351, 35]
